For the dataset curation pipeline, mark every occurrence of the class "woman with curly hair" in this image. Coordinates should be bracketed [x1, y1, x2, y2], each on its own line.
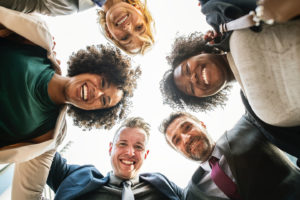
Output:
[160, 32, 234, 113]
[0, 0, 155, 55]
[67, 44, 141, 129]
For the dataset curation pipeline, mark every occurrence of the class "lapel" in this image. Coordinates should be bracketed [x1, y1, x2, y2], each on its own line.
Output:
[185, 165, 227, 200]
[0, 6, 61, 74]
[55, 175, 109, 200]
[140, 173, 181, 200]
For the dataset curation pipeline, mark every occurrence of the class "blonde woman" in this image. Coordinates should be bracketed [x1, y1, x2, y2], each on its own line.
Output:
[0, 0, 155, 55]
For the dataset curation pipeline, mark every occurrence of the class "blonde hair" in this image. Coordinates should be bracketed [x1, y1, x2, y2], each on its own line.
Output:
[97, 0, 155, 55]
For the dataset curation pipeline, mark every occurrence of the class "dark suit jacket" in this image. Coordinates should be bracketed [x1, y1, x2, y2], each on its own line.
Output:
[47, 153, 183, 200]
[241, 91, 300, 160]
[185, 114, 300, 200]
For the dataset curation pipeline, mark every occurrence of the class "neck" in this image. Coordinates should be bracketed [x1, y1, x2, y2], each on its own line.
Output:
[221, 54, 235, 83]
[103, 0, 123, 11]
[48, 73, 69, 105]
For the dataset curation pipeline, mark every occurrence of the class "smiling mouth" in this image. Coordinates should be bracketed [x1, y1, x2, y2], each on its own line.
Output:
[116, 14, 129, 26]
[81, 83, 88, 101]
[120, 159, 135, 165]
[201, 68, 209, 85]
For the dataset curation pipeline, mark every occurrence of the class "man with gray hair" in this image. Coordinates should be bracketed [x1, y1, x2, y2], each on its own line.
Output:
[47, 117, 183, 200]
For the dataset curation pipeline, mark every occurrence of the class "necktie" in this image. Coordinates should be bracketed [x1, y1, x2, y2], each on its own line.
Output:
[209, 156, 242, 200]
[122, 180, 135, 200]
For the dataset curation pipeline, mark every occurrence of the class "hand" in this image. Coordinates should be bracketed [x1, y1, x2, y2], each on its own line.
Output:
[257, 0, 300, 23]
[0, 28, 13, 38]
[203, 30, 220, 44]
[52, 36, 61, 65]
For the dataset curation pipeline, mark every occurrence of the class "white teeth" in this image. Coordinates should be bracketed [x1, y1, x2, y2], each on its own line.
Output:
[202, 68, 208, 85]
[117, 15, 128, 25]
[122, 160, 134, 165]
[81, 84, 88, 101]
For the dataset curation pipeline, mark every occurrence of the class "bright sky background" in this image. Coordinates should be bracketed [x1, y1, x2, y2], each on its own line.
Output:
[0, 1, 245, 198]
[41, 0, 245, 188]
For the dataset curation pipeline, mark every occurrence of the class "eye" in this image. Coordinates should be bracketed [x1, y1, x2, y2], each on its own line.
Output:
[190, 84, 195, 95]
[186, 63, 191, 75]
[101, 95, 106, 106]
[101, 78, 106, 89]
[183, 123, 192, 133]
[135, 24, 144, 31]
[174, 137, 181, 145]
[121, 34, 129, 41]
[118, 142, 127, 147]
[135, 145, 144, 151]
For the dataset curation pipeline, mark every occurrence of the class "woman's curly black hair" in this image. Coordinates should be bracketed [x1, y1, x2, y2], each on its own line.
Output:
[67, 44, 141, 130]
[160, 32, 232, 112]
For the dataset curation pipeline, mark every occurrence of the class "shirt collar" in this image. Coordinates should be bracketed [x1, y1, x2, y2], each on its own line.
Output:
[108, 171, 140, 186]
[201, 146, 222, 172]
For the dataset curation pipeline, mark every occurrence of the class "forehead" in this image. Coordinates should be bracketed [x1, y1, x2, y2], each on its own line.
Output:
[115, 127, 147, 144]
[166, 116, 196, 137]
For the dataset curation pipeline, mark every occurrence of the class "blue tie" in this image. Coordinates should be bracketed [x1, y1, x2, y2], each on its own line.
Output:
[122, 180, 135, 200]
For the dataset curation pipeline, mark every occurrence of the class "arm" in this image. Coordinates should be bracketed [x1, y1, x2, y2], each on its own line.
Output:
[11, 149, 56, 200]
[258, 0, 300, 22]
[0, 0, 96, 16]
[46, 152, 74, 192]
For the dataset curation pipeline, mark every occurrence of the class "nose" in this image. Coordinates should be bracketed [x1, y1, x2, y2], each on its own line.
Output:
[190, 73, 197, 84]
[94, 88, 104, 99]
[181, 134, 190, 145]
[123, 23, 132, 32]
[126, 146, 135, 156]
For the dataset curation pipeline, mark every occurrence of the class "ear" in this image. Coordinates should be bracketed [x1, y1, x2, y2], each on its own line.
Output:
[109, 142, 113, 156]
[199, 121, 207, 129]
[144, 149, 149, 159]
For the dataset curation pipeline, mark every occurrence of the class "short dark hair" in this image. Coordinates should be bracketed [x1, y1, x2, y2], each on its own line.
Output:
[113, 117, 151, 144]
[160, 32, 232, 112]
[67, 44, 141, 130]
[159, 112, 200, 135]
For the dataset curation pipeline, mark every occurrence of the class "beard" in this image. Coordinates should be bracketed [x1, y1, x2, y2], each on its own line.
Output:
[185, 135, 211, 161]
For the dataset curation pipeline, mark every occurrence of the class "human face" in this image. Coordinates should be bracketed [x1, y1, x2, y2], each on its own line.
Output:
[165, 115, 215, 162]
[64, 73, 123, 110]
[105, 2, 147, 53]
[173, 54, 229, 98]
[109, 127, 149, 179]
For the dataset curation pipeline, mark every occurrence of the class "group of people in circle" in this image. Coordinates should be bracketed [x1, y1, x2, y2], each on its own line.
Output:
[0, 0, 300, 199]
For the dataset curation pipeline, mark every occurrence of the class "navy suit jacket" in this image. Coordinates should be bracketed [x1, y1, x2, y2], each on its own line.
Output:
[185, 114, 300, 200]
[47, 153, 183, 200]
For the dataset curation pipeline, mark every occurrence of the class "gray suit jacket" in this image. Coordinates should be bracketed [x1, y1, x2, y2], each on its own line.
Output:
[185, 114, 300, 200]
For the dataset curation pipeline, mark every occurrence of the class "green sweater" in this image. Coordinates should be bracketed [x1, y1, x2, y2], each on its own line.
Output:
[0, 38, 59, 147]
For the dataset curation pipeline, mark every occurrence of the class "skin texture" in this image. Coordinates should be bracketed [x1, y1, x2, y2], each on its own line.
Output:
[166, 115, 215, 162]
[173, 54, 230, 98]
[109, 127, 149, 179]
[105, 2, 147, 52]
[64, 73, 123, 110]
[48, 73, 123, 111]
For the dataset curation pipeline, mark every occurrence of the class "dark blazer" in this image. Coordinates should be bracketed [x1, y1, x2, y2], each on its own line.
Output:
[241, 91, 300, 160]
[47, 153, 184, 200]
[185, 114, 300, 200]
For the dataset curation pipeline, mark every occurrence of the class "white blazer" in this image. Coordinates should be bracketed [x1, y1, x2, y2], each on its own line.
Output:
[0, 6, 67, 199]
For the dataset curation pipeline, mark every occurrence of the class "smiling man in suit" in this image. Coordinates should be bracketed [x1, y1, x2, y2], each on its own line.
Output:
[160, 112, 300, 200]
[47, 117, 183, 200]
